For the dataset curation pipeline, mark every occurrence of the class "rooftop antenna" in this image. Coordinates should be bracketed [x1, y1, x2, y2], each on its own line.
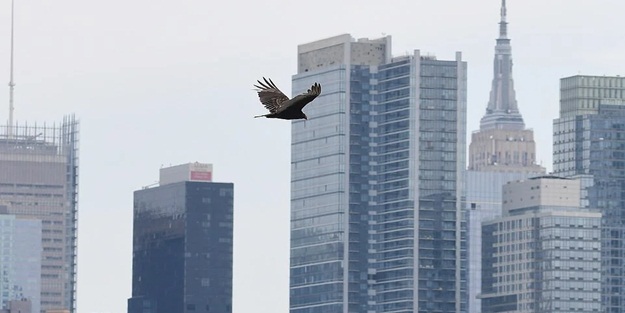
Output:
[499, 0, 508, 39]
[8, 0, 16, 138]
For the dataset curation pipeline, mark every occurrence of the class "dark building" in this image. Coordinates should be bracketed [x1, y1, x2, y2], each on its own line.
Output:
[128, 163, 233, 313]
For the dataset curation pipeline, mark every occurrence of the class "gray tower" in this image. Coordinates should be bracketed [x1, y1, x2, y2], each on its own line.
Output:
[290, 34, 467, 313]
[479, 0, 523, 130]
[465, 2, 545, 312]
[0, 117, 79, 313]
[468, 0, 544, 173]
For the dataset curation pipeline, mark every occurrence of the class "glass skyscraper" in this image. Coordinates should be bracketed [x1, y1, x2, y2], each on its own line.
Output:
[128, 163, 233, 313]
[290, 34, 467, 313]
[553, 76, 625, 313]
[0, 211, 41, 313]
[0, 116, 79, 313]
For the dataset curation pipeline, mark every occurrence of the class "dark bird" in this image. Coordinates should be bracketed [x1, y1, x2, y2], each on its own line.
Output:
[253, 77, 321, 120]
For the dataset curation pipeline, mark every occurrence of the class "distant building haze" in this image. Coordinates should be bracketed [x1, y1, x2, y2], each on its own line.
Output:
[128, 163, 233, 313]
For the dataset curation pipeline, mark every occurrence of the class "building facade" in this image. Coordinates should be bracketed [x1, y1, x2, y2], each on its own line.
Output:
[465, 2, 545, 312]
[481, 177, 602, 313]
[128, 163, 233, 313]
[0, 211, 41, 313]
[553, 76, 625, 313]
[0, 117, 79, 313]
[466, 171, 539, 313]
[0, 299, 34, 313]
[290, 33, 467, 313]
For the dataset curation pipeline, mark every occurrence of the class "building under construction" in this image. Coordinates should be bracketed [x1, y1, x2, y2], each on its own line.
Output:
[0, 116, 79, 313]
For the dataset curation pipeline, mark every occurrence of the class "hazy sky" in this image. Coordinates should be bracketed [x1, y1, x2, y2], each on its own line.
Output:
[1, 1, 624, 312]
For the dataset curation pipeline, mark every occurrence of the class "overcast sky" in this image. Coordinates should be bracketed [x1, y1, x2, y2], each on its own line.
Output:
[1, 1, 625, 312]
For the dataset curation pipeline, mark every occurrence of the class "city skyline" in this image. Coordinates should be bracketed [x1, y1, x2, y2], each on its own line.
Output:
[0, 1, 624, 313]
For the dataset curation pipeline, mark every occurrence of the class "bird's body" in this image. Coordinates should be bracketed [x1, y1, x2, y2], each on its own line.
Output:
[253, 77, 321, 120]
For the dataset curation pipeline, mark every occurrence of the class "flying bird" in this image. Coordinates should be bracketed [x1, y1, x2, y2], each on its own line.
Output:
[253, 77, 321, 120]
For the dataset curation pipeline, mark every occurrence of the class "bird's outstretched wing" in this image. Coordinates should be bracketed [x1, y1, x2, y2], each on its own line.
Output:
[254, 77, 290, 114]
[288, 83, 322, 111]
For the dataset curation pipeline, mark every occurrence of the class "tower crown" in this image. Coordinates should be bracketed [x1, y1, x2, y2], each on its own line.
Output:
[480, 0, 524, 130]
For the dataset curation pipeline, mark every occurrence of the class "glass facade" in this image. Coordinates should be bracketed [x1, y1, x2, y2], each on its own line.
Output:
[559, 75, 625, 118]
[290, 34, 467, 313]
[465, 171, 537, 313]
[0, 213, 41, 313]
[129, 181, 233, 313]
[554, 101, 625, 313]
[0, 116, 79, 313]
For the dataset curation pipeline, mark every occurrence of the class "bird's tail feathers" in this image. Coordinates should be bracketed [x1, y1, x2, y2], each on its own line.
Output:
[254, 114, 267, 118]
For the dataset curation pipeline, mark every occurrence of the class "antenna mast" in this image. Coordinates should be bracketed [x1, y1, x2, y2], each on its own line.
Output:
[8, 0, 15, 138]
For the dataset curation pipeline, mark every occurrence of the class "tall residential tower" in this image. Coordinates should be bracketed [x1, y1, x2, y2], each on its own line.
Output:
[290, 34, 467, 313]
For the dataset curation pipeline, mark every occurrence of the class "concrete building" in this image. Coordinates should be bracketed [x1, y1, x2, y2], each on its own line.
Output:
[481, 176, 602, 312]
[128, 163, 233, 313]
[290, 33, 467, 313]
[465, 2, 545, 312]
[0, 117, 79, 313]
[553, 75, 625, 313]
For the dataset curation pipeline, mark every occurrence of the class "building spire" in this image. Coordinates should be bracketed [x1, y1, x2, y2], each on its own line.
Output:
[8, 0, 15, 138]
[499, 0, 507, 38]
[479, 0, 524, 130]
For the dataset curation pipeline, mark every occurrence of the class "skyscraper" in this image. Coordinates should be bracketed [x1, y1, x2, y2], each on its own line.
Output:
[465, 2, 545, 312]
[128, 163, 233, 313]
[0, 209, 41, 313]
[553, 75, 625, 313]
[481, 176, 602, 313]
[468, 0, 544, 173]
[0, 117, 79, 313]
[290, 34, 467, 313]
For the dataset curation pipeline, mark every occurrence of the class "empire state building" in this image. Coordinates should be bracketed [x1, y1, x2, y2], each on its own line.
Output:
[468, 0, 545, 173]
[466, 2, 545, 312]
